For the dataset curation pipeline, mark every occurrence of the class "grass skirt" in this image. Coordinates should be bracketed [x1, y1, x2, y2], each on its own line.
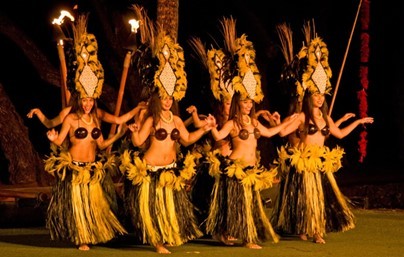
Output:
[188, 144, 217, 234]
[120, 150, 203, 247]
[44, 151, 127, 246]
[205, 154, 279, 244]
[271, 144, 355, 238]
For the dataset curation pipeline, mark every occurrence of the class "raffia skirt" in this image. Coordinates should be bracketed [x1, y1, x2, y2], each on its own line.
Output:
[119, 150, 203, 247]
[204, 152, 280, 244]
[44, 151, 127, 246]
[270, 144, 355, 238]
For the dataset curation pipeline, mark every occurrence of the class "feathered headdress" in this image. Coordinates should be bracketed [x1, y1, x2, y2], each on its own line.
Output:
[131, 5, 187, 101]
[277, 20, 331, 103]
[207, 48, 235, 102]
[188, 37, 234, 102]
[231, 33, 263, 103]
[221, 17, 263, 103]
[298, 36, 332, 96]
[277, 22, 301, 101]
[188, 17, 263, 103]
[71, 14, 104, 99]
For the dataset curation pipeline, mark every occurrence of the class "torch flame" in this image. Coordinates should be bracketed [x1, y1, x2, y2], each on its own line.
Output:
[128, 19, 140, 33]
[52, 10, 75, 25]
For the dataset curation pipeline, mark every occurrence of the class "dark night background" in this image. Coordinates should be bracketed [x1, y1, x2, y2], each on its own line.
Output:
[0, 0, 402, 185]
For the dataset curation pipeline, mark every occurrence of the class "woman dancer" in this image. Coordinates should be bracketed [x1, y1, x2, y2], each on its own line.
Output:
[119, 8, 215, 252]
[272, 36, 374, 244]
[44, 15, 127, 250]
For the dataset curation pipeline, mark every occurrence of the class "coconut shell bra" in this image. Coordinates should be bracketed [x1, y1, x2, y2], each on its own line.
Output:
[233, 127, 261, 140]
[308, 123, 330, 136]
[153, 127, 180, 141]
[75, 127, 102, 139]
[74, 119, 102, 139]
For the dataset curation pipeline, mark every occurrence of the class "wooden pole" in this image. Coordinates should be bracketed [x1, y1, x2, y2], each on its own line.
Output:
[52, 10, 75, 108]
[106, 50, 133, 153]
[329, 0, 363, 115]
[56, 41, 70, 108]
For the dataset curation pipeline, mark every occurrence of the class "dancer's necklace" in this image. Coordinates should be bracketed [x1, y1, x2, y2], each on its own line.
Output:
[315, 111, 323, 119]
[81, 115, 93, 125]
[243, 115, 251, 125]
[160, 111, 173, 123]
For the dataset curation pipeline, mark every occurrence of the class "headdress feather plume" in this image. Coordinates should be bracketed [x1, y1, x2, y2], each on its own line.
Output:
[131, 5, 187, 101]
[72, 14, 104, 99]
[220, 17, 263, 103]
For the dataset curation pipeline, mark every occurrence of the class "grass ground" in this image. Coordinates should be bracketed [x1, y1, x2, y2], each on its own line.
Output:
[0, 209, 403, 257]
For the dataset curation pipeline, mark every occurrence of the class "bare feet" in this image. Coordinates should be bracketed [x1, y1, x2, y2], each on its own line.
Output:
[218, 235, 234, 246]
[156, 244, 171, 254]
[213, 234, 234, 245]
[227, 235, 238, 241]
[78, 244, 90, 251]
[299, 234, 308, 241]
[244, 242, 262, 249]
[313, 234, 326, 244]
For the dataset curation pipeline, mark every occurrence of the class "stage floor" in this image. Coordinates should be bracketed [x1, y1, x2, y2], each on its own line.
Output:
[0, 209, 403, 257]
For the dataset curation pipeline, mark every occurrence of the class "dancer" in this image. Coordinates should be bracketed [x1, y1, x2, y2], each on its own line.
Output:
[188, 37, 279, 242]
[271, 36, 374, 244]
[122, 59, 214, 255]
[119, 6, 215, 253]
[186, 37, 234, 239]
[208, 91, 296, 249]
[44, 14, 127, 250]
[201, 17, 298, 249]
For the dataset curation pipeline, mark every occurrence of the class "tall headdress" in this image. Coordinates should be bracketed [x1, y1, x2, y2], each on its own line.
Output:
[277, 20, 332, 103]
[188, 37, 234, 102]
[153, 33, 187, 100]
[221, 17, 263, 103]
[71, 14, 104, 99]
[207, 48, 233, 101]
[276, 22, 301, 102]
[188, 17, 263, 103]
[131, 5, 187, 101]
[298, 36, 332, 96]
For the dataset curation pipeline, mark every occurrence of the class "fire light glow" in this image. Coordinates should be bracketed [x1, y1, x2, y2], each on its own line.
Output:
[52, 10, 75, 25]
[128, 19, 140, 33]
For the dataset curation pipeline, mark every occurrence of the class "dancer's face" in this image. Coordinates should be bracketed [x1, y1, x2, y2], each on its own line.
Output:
[311, 92, 325, 108]
[239, 98, 253, 115]
[81, 97, 95, 114]
[160, 96, 173, 111]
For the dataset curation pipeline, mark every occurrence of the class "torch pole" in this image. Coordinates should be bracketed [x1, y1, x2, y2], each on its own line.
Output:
[56, 40, 70, 107]
[106, 50, 133, 153]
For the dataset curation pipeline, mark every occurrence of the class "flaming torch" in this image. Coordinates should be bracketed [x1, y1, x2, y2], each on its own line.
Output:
[52, 10, 75, 108]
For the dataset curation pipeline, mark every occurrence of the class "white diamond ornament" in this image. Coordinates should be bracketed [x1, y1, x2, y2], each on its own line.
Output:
[242, 69, 257, 99]
[159, 62, 176, 96]
[312, 46, 327, 94]
[79, 65, 98, 97]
